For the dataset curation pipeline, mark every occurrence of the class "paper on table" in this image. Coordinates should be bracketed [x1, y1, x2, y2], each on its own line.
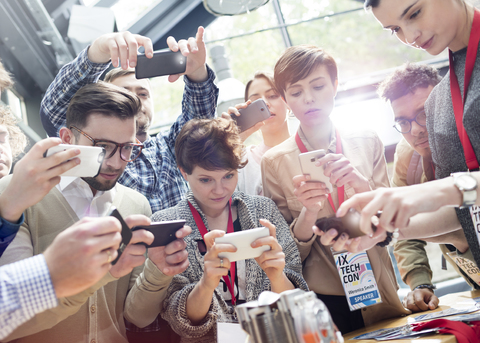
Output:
[408, 305, 480, 323]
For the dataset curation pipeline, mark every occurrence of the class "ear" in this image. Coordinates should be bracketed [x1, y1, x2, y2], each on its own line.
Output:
[59, 127, 75, 144]
[179, 167, 189, 182]
[333, 78, 339, 97]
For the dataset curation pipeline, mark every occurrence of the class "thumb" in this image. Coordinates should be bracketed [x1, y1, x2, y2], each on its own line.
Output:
[259, 219, 276, 239]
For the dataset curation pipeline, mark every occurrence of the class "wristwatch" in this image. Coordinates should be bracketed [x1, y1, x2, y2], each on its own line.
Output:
[451, 172, 477, 208]
[413, 284, 436, 292]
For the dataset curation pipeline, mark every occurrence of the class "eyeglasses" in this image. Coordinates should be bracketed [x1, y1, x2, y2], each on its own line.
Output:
[393, 110, 427, 134]
[70, 126, 143, 162]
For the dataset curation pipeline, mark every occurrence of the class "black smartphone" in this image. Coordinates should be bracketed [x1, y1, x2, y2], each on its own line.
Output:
[231, 98, 271, 132]
[108, 207, 132, 265]
[132, 220, 186, 247]
[135, 49, 186, 79]
[314, 209, 380, 239]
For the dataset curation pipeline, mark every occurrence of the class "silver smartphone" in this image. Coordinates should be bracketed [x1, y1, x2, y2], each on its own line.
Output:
[215, 227, 271, 262]
[44, 144, 105, 178]
[298, 149, 333, 192]
[135, 49, 186, 79]
[231, 99, 271, 132]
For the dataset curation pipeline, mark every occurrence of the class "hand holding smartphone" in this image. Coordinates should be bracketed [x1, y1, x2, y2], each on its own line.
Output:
[44, 144, 105, 178]
[215, 227, 271, 262]
[298, 149, 333, 192]
[231, 99, 271, 132]
[314, 208, 379, 239]
[132, 220, 186, 247]
[135, 49, 187, 79]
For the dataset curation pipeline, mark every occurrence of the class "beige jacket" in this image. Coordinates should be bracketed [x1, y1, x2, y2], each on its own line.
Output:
[261, 128, 410, 326]
[0, 176, 172, 343]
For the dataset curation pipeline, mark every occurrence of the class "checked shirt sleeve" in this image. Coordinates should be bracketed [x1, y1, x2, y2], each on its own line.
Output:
[0, 254, 57, 340]
[40, 47, 111, 137]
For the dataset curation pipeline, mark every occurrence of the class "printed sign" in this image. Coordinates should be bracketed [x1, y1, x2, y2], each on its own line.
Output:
[334, 251, 381, 311]
[470, 205, 480, 246]
[447, 251, 480, 286]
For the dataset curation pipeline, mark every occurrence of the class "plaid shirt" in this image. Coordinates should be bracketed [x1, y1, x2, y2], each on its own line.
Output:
[0, 214, 23, 257]
[40, 48, 219, 213]
[0, 254, 57, 340]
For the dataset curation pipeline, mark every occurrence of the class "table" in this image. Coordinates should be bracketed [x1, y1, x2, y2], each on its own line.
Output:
[343, 290, 480, 342]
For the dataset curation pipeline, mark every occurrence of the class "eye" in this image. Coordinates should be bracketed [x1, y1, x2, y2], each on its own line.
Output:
[268, 94, 280, 100]
[138, 92, 149, 98]
[225, 173, 234, 180]
[409, 9, 420, 20]
[390, 27, 400, 35]
[314, 85, 325, 91]
[291, 91, 301, 97]
[199, 178, 210, 183]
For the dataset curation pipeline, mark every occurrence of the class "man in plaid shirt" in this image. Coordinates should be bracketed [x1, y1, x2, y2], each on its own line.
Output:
[40, 27, 218, 214]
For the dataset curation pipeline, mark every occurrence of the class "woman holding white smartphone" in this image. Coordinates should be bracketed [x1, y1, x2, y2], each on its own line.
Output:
[144, 118, 307, 343]
[224, 71, 291, 196]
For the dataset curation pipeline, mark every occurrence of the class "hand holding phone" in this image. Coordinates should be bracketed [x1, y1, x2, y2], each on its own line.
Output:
[314, 208, 379, 239]
[215, 227, 271, 262]
[132, 220, 186, 247]
[44, 144, 105, 178]
[135, 49, 187, 79]
[298, 149, 333, 192]
[231, 99, 271, 132]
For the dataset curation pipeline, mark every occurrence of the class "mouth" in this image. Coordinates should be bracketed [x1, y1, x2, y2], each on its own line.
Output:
[99, 172, 119, 180]
[211, 196, 226, 202]
[419, 37, 434, 50]
[415, 137, 429, 148]
[305, 108, 320, 116]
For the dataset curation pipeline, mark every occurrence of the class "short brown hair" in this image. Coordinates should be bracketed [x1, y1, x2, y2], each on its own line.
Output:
[378, 63, 441, 103]
[175, 118, 247, 175]
[274, 45, 338, 99]
[104, 67, 135, 83]
[66, 82, 141, 130]
[0, 106, 27, 158]
[244, 71, 277, 101]
[0, 60, 13, 92]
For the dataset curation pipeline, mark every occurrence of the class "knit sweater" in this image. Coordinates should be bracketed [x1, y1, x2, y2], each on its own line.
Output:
[149, 191, 308, 343]
[0, 175, 172, 343]
[425, 44, 480, 268]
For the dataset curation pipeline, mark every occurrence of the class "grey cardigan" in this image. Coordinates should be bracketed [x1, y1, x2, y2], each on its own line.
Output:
[151, 191, 308, 343]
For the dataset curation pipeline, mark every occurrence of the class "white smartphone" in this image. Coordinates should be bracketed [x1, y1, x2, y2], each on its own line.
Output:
[44, 144, 105, 178]
[298, 149, 333, 192]
[215, 227, 271, 262]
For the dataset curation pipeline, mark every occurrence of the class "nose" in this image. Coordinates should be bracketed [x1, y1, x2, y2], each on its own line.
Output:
[410, 120, 426, 136]
[213, 180, 224, 195]
[105, 148, 124, 169]
[403, 27, 421, 47]
[303, 89, 315, 104]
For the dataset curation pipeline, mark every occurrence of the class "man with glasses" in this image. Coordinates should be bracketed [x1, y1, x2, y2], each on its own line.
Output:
[0, 82, 189, 343]
[378, 63, 474, 313]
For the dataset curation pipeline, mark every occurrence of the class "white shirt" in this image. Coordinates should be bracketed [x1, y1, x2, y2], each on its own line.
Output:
[56, 177, 116, 218]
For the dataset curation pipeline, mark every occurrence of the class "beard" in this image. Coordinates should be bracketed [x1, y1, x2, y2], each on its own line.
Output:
[82, 167, 122, 192]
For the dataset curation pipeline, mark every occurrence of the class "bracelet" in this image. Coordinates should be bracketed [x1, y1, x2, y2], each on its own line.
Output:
[376, 228, 400, 248]
[413, 284, 436, 292]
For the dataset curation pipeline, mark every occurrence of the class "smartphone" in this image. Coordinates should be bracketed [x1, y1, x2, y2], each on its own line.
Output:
[44, 144, 105, 178]
[132, 220, 186, 247]
[108, 207, 133, 265]
[135, 49, 186, 79]
[314, 208, 379, 239]
[215, 227, 271, 262]
[298, 149, 333, 192]
[231, 99, 271, 132]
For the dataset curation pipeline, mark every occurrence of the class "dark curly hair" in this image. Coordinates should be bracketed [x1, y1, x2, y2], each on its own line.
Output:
[0, 106, 27, 159]
[175, 118, 247, 175]
[377, 63, 441, 103]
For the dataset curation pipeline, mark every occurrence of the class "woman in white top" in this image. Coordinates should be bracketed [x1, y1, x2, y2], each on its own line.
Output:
[231, 72, 291, 195]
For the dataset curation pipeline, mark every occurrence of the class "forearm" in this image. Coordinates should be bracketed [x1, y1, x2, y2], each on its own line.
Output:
[186, 280, 215, 325]
[399, 206, 461, 240]
[293, 207, 318, 242]
[270, 272, 294, 293]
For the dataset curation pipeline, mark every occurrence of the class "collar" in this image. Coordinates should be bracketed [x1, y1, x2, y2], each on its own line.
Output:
[56, 176, 117, 197]
[297, 126, 337, 153]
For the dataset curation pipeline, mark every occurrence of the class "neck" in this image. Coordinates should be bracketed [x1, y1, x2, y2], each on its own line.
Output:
[299, 119, 333, 150]
[90, 186, 97, 196]
[261, 122, 290, 147]
[450, 3, 475, 52]
[196, 199, 229, 219]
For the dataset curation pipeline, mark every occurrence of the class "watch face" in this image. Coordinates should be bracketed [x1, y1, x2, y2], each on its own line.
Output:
[457, 174, 477, 190]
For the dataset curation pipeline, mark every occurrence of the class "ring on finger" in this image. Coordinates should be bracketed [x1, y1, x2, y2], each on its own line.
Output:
[106, 249, 113, 264]
[220, 258, 224, 268]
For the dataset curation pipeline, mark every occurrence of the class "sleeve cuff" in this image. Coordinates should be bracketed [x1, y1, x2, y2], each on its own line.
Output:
[144, 258, 174, 289]
[0, 213, 24, 238]
[183, 64, 216, 89]
[405, 268, 433, 290]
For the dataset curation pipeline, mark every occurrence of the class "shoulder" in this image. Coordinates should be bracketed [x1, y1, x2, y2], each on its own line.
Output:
[262, 136, 297, 162]
[339, 128, 381, 142]
[394, 137, 415, 157]
[116, 184, 151, 214]
[151, 199, 188, 221]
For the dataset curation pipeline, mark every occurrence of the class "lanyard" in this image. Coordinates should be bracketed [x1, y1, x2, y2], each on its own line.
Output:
[295, 128, 344, 212]
[448, 9, 480, 171]
[188, 199, 237, 305]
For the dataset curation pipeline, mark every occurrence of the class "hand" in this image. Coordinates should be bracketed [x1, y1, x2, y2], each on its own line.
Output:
[221, 100, 265, 142]
[44, 217, 122, 298]
[316, 154, 371, 193]
[252, 219, 286, 284]
[0, 138, 80, 223]
[166, 26, 208, 83]
[336, 177, 457, 238]
[292, 174, 329, 214]
[312, 224, 385, 252]
[88, 32, 154, 69]
[109, 215, 154, 278]
[200, 230, 236, 292]
[402, 288, 439, 312]
[148, 225, 192, 276]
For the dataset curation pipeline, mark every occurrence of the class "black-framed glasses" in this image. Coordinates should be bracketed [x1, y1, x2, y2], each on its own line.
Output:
[70, 126, 143, 162]
[393, 110, 427, 134]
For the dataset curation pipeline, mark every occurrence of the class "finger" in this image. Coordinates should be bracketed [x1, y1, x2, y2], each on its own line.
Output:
[34, 137, 63, 157]
[331, 233, 349, 251]
[44, 158, 80, 180]
[344, 237, 362, 253]
[94, 232, 122, 251]
[133, 34, 154, 58]
[220, 112, 232, 120]
[227, 107, 241, 116]
[166, 36, 179, 52]
[167, 74, 181, 83]
[336, 192, 376, 218]
[115, 35, 129, 69]
[163, 257, 189, 276]
[210, 243, 237, 256]
[319, 228, 338, 245]
[74, 216, 122, 236]
[316, 153, 342, 167]
[164, 237, 187, 256]
[164, 248, 188, 265]
[187, 37, 198, 53]
[259, 219, 276, 239]
[257, 257, 285, 270]
[234, 101, 251, 110]
[251, 236, 277, 250]
[195, 26, 205, 45]
[124, 214, 151, 229]
[175, 225, 192, 239]
[203, 230, 225, 250]
[292, 174, 309, 187]
[323, 159, 349, 178]
[428, 295, 439, 310]
[123, 32, 140, 67]
[328, 165, 351, 184]
[129, 229, 154, 246]
[108, 38, 120, 68]
[177, 39, 190, 56]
